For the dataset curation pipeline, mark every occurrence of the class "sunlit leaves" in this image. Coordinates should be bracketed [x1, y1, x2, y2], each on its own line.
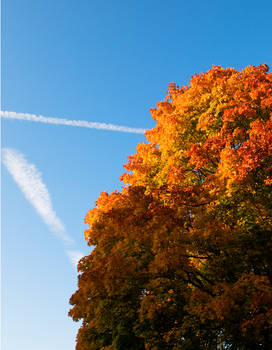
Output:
[70, 65, 272, 349]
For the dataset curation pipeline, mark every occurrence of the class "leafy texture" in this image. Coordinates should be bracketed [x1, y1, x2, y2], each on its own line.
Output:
[70, 65, 272, 349]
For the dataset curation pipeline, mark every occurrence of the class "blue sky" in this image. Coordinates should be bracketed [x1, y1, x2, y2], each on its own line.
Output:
[2, 0, 272, 349]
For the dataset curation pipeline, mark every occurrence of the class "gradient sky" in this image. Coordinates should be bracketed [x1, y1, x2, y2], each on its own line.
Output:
[2, 1, 272, 349]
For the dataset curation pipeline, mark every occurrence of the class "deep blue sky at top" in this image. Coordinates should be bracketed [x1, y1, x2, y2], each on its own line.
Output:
[2, 1, 272, 350]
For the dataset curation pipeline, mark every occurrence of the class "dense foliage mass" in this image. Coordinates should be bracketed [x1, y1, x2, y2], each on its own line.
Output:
[69, 65, 272, 349]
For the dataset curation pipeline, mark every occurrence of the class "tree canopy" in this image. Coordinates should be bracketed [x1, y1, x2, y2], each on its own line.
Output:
[69, 64, 272, 349]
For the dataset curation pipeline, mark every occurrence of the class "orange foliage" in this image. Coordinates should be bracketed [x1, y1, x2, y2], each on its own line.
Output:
[70, 65, 272, 349]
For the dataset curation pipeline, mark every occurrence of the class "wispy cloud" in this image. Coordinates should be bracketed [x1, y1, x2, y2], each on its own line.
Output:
[66, 250, 85, 269]
[1, 110, 146, 134]
[2, 148, 85, 267]
[2, 148, 73, 245]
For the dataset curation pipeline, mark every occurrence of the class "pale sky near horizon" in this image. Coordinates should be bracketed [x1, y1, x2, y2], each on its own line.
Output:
[2, 1, 272, 349]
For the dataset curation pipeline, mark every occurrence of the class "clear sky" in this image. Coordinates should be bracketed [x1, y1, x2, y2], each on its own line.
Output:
[1, 1, 272, 349]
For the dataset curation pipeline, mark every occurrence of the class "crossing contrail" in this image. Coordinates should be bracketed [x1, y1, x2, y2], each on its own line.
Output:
[2, 148, 74, 245]
[66, 250, 85, 269]
[1, 110, 146, 134]
[2, 148, 85, 267]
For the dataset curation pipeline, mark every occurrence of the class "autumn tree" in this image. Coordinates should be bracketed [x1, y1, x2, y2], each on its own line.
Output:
[69, 64, 272, 349]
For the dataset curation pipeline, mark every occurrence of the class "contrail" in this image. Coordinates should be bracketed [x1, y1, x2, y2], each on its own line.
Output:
[2, 148, 85, 267]
[2, 148, 74, 245]
[1, 110, 146, 134]
[66, 250, 85, 269]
